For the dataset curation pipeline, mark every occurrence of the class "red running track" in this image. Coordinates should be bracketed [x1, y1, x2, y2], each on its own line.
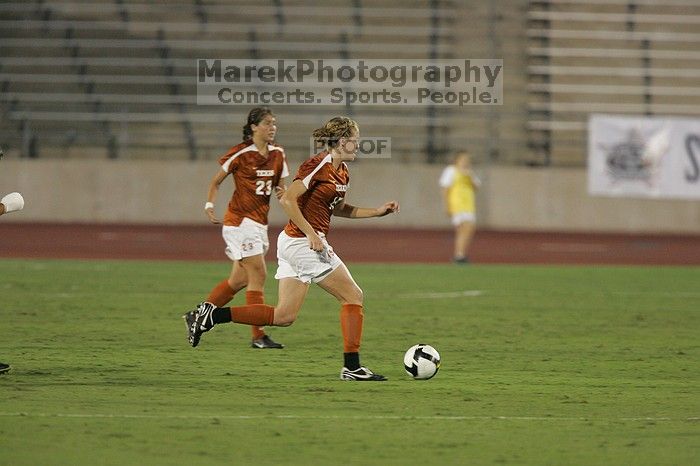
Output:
[0, 223, 698, 265]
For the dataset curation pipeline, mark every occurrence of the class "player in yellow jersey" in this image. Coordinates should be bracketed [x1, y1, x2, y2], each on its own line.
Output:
[439, 151, 480, 263]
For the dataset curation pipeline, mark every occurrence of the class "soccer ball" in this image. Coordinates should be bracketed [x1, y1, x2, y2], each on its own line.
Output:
[403, 344, 441, 380]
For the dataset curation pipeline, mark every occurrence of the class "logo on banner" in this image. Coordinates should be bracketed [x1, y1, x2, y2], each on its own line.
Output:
[600, 127, 670, 185]
[589, 114, 700, 199]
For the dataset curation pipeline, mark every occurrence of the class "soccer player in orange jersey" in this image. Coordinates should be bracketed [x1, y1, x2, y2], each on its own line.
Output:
[184, 116, 400, 381]
[196, 107, 289, 349]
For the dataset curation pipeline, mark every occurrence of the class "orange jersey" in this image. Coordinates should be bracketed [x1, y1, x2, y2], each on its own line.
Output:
[285, 152, 349, 238]
[219, 141, 289, 226]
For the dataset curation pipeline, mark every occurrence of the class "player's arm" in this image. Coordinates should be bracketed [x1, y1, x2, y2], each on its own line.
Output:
[468, 171, 482, 190]
[276, 156, 289, 200]
[205, 169, 229, 224]
[275, 177, 287, 201]
[439, 167, 454, 215]
[333, 200, 400, 218]
[279, 179, 324, 251]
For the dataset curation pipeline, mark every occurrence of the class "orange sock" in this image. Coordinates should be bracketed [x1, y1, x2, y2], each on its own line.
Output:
[207, 279, 236, 307]
[230, 304, 275, 326]
[340, 304, 364, 353]
[247, 291, 266, 339]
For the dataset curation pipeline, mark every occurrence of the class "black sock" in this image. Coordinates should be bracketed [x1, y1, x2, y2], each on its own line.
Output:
[212, 307, 232, 324]
[344, 352, 360, 370]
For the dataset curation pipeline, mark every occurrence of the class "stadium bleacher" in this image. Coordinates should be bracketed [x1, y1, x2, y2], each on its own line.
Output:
[527, 0, 700, 165]
[4, 0, 696, 166]
[0, 0, 532, 164]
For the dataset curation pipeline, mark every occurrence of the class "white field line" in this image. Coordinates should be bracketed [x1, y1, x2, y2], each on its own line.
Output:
[399, 290, 484, 299]
[612, 291, 700, 298]
[0, 412, 696, 422]
[398, 290, 700, 299]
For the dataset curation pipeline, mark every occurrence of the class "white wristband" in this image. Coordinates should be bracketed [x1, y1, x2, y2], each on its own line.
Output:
[204, 202, 214, 210]
[1, 192, 24, 213]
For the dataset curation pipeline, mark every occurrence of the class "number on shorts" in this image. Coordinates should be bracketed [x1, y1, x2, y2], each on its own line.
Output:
[256, 180, 272, 195]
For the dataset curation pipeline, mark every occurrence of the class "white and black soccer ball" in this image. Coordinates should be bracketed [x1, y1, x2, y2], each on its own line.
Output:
[403, 344, 441, 380]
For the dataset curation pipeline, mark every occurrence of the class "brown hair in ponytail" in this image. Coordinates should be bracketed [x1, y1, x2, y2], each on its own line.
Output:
[242, 106, 274, 141]
[312, 116, 359, 149]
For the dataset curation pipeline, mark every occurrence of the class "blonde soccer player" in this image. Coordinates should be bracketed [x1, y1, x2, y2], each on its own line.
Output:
[192, 107, 289, 349]
[440, 151, 480, 263]
[184, 116, 399, 381]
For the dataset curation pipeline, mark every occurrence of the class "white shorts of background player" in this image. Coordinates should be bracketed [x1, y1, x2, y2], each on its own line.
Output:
[222, 217, 270, 261]
[451, 211, 476, 227]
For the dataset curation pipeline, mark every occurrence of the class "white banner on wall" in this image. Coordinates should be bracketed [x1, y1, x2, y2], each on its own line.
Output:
[588, 114, 700, 199]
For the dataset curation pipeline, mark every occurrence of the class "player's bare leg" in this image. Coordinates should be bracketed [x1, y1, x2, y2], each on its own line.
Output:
[454, 221, 475, 263]
[316, 263, 363, 305]
[238, 254, 266, 291]
[226, 260, 249, 294]
[239, 254, 283, 348]
[270, 277, 309, 326]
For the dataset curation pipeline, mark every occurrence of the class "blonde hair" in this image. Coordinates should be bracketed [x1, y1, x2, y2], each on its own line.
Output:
[312, 116, 359, 149]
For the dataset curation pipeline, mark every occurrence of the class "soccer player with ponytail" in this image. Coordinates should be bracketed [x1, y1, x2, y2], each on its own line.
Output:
[194, 106, 289, 349]
[184, 116, 399, 381]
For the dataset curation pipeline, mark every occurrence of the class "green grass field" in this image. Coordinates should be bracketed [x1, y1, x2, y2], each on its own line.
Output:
[1, 259, 698, 465]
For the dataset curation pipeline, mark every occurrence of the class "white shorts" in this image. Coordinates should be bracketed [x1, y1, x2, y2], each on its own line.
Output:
[274, 231, 345, 284]
[222, 218, 269, 261]
[452, 212, 476, 226]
